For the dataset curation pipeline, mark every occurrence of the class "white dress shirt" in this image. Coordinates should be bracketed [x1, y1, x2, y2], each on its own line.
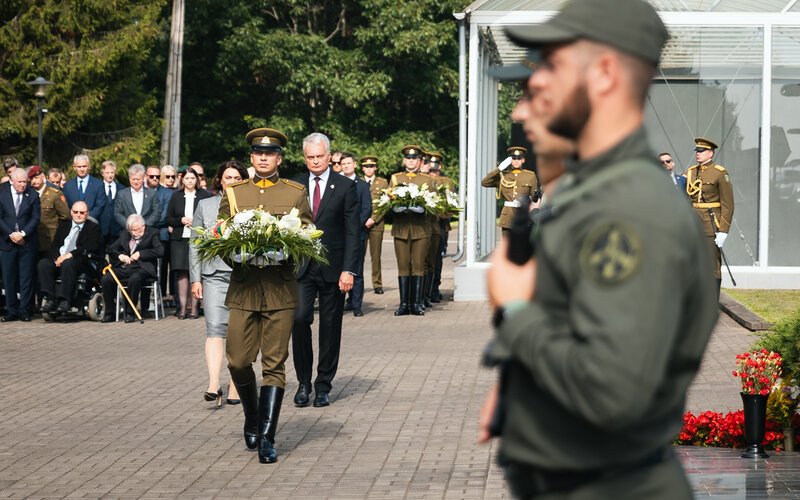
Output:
[104, 181, 117, 199]
[307, 169, 331, 212]
[131, 188, 144, 214]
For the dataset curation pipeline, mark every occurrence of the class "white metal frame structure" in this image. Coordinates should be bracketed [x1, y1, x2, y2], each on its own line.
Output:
[453, 1, 800, 300]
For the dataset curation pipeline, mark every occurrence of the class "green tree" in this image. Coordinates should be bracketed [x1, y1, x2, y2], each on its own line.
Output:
[0, 0, 167, 174]
[181, 0, 465, 181]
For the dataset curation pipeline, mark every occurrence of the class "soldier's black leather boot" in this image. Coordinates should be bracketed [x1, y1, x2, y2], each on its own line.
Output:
[257, 386, 284, 464]
[394, 276, 410, 316]
[233, 378, 259, 450]
[411, 276, 425, 316]
[422, 273, 433, 308]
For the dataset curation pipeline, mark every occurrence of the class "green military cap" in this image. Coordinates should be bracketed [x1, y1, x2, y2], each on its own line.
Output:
[401, 145, 422, 158]
[245, 127, 287, 152]
[694, 137, 718, 151]
[507, 146, 527, 158]
[360, 155, 378, 167]
[504, 0, 668, 66]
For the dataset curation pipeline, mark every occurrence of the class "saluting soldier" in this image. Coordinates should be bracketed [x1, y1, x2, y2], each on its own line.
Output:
[218, 127, 313, 465]
[28, 165, 69, 258]
[390, 145, 432, 316]
[360, 155, 388, 294]
[685, 137, 734, 293]
[481, 146, 539, 236]
[427, 152, 454, 303]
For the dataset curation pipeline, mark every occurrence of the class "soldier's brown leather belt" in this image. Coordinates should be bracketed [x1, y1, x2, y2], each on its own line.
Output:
[693, 202, 721, 208]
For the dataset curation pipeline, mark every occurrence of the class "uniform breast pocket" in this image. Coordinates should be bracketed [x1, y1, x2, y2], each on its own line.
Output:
[271, 206, 294, 216]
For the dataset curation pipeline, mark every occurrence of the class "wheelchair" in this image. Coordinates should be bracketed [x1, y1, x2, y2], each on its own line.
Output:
[41, 258, 106, 322]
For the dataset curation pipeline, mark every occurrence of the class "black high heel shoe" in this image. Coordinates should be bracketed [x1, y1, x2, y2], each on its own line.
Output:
[204, 388, 223, 408]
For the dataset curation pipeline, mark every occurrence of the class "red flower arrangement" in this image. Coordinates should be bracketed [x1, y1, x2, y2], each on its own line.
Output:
[674, 410, 792, 451]
[732, 349, 782, 396]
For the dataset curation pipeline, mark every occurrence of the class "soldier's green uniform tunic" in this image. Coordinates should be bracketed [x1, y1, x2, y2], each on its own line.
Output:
[37, 185, 70, 255]
[685, 161, 734, 280]
[491, 129, 718, 499]
[218, 175, 312, 388]
[364, 175, 388, 289]
[481, 166, 538, 230]
[390, 171, 432, 277]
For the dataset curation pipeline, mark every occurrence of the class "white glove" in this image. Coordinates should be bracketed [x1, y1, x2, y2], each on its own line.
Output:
[409, 206, 425, 214]
[392, 206, 408, 213]
[265, 249, 286, 262]
[715, 232, 728, 248]
[498, 156, 513, 171]
[232, 252, 251, 264]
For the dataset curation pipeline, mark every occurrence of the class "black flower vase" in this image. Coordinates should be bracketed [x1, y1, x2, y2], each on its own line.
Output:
[741, 393, 769, 458]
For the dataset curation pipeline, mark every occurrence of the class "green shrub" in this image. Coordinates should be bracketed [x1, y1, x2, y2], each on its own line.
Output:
[756, 308, 800, 383]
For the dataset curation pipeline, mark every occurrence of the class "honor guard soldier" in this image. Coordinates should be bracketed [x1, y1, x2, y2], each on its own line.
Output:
[481, 147, 539, 236]
[685, 137, 734, 292]
[360, 156, 388, 294]
[28, 165, 69, 258]
[427, 152, 454, 303]
[218, 127, 313, 465]
[390, 145, 432, 316]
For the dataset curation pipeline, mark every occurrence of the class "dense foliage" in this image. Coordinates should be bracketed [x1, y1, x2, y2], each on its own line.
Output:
[0, 0, 168, 175]
[2, 0, 473, 181]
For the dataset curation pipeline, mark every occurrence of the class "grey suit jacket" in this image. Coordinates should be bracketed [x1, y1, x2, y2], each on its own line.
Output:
[190, 195, 231, 283]
[114, 187, 161, 228]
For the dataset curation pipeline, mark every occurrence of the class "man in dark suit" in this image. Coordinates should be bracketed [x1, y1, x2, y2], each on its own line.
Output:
[63, 155, 106, 222]
[101, 214, 163, 323]
[0, 169, 41, 321]
[99, 160, 125, 247]
[38, 201, 104, 313]
[292, 133, 360, 408]
[114, 163, 161, 229]
[340, 152, 372, 317]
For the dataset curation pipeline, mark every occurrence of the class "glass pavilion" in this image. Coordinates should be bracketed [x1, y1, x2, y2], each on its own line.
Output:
[453, 0, 800, 299]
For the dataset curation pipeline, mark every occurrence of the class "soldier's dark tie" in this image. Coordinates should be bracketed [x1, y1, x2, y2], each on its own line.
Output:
[312, 176, 321, 219]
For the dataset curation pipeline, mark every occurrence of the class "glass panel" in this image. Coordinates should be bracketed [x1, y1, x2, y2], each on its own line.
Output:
[769, 27, 800, 265]
[645, 26, 762, 266]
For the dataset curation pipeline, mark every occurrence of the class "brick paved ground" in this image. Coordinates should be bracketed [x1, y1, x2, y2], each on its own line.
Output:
[0, 237, 789, 499]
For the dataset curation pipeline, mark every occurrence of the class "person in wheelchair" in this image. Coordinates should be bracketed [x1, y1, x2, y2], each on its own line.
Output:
[101, 213, 163, 323]
[38, 201, 104, 314]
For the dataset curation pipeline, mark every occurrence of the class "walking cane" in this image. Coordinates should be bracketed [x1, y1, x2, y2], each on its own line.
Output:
[102, 264, 144, 324]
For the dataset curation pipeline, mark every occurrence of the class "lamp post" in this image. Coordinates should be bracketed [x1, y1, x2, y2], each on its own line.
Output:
[26, 76, 54, 167]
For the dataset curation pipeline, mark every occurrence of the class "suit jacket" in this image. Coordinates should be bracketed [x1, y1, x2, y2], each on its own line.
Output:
[351, 176, 372, 241]
[0, 183, 41, 252]
[294, 169, 360, 282]
[99, 181, 125, 238]
[189, 195, 231, 283]
[165, 188, 211, 241]
[107, 226, 164, 278]
[114, 187, 161, 228]
[46, 219, 104, 268]
[64, 175, 107, 221]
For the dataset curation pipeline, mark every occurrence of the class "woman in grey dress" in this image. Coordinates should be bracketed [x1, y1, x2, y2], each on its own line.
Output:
[190, 161, 249, 406]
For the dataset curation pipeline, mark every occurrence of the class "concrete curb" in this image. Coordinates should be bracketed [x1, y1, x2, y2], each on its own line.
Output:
[719, 292, 773, 331]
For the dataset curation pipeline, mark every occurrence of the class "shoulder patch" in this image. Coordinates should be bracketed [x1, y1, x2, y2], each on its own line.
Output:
[281, 178, 305, 190]
[714, 165, 727, 172]
[579, 222, 642, 286]
[229, 179, 249, 188]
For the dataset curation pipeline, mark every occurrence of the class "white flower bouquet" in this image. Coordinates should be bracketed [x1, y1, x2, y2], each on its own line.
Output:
[192, 208, 327, 269]
[372, 183, 442, 218]
[435, 185, 462, 218]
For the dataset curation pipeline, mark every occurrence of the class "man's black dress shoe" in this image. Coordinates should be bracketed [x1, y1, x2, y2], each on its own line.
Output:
[374, 287, 384, 294]
[20, 316, 31, 322]
[313, 392, 330, 407]
[1, 315, 20, 322]
[294, 383, 311, 407]
[56, 299, 71, 313]
[343, 301, 353, 312]
[41, 297, 56, 313]
[101, 315, 115, 323]
[353, 310, 363, 317]
[124, 313, 137, 323]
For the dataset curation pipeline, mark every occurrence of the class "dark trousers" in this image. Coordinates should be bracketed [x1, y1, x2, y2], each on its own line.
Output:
[292, 262, 344, 394]
[433, 223, 449, 292]
[101, 265, 151, 315]
[37, 257, 92, 304]
[0, 245, 36, 317]
[348, 240, 366, 311]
